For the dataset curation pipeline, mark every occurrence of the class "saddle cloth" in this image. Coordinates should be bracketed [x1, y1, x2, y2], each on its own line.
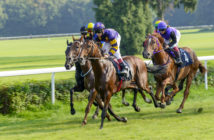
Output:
[179, 48, 193, 68]
[108, 58, 132, 81]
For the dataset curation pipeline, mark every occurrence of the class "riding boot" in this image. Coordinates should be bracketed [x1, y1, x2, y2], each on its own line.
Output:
[172, 48, 182, 65]
[119, 61, 129, 76]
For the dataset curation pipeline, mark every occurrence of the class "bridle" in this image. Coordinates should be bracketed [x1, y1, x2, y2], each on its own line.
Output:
[146, 35, 170, 66]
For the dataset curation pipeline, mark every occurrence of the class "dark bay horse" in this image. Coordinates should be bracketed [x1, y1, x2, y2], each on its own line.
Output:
[65, 37, 112, 122]
[65, 37, 152, 125]
[142, 33, 206, 113]
[78, 40, 159, 129]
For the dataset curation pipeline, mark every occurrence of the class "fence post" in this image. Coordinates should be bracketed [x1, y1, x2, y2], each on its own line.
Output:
[51, 72, 55, 104]
[204, 60, 208, 90]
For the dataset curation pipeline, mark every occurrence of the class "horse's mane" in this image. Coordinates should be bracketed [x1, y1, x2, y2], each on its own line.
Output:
[151, 33, 164, 45]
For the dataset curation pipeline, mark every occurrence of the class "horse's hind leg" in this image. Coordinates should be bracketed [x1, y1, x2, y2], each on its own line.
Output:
[122, 89, 129, 106]
[177, 74, 194, 113]
[138, 89, 152, 104]
[132, 89, 140, 112]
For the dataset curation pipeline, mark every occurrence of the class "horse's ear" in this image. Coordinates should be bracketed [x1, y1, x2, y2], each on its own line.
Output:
[67, 40, 69, 46]
[80, 36, 84, 42]
[72, 35, 76, 41]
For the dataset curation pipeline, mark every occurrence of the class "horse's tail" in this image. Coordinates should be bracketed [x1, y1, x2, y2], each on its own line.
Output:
[146, 64, 167, 74]
[198, 62, 207, 75]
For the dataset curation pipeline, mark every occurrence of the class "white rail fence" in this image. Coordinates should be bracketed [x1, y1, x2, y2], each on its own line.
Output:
[0, 56, 214, 104]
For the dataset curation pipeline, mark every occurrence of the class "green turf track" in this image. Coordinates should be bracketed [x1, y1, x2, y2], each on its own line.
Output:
[0, 85, 214, 140]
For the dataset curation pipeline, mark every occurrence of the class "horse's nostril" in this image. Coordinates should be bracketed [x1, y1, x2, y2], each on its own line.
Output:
[147, 53, 150, 56]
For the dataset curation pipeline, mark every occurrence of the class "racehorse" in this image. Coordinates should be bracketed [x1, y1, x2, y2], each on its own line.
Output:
[142, 33, 206, 113]
[77, 39, 159, 129]
[65, 37, 152, 125]
[65, 37, 111, 122]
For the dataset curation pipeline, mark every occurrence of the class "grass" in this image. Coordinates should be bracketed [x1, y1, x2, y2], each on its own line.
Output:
[0, 85, 214, 140]
[0, 29, 214, 84]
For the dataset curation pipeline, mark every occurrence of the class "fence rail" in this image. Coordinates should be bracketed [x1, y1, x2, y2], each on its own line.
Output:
[0, 33, 80, 40]
[0, 56, 214, 104]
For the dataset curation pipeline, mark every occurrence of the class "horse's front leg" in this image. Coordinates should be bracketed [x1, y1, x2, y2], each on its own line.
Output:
[82, 89, 97, 126]
[70, 85, 84, 115]
[155, 83, 162, 101]
[100, 91, 111, 129]
[165, 84, 179, 105]
[160, 78, 171, 108]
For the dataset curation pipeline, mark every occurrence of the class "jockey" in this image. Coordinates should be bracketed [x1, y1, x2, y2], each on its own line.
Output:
[157, 21, 182, 65]
[94, 22, 129, 76]
[80, 26, 88, 40]
[154, 20, 162, 33]
[86, 22, 95, 40]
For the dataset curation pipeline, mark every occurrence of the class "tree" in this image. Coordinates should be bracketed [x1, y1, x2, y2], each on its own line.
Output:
[149, 0, 198, 20]
[93, 0, 153, 55]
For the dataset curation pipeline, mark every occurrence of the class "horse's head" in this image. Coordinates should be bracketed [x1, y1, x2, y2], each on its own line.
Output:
[78, 40, 101, 65]
[142, 33, 164, 59]
[64, 36, 84, 70]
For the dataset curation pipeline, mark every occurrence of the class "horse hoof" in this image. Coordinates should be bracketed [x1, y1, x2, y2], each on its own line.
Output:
[122, 102, 129, 106]
[70, 108, 76, 115]
[176, 109, 182, 113]
[82, 120, 87, 126]
[92, 114, 98, 120]
[122, 117, 128, 123]
[133, 105, 140, 112]
[160, 103, 166, 109]
[166, 100, 171, 105]
[135, 107, 141, 112]
[145, 98, 152, 104]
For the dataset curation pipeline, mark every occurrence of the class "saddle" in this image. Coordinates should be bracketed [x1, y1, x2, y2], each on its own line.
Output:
[108, 58, 132, 81]
[165, 48, 193, 68]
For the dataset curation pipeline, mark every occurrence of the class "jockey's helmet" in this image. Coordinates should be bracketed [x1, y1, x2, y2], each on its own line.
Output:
[80, 26, 87, 35]
[158, 21, 167, 31]
[155, 20, 162, 28]
[94, 22, 105, 33]
[86, 22, 94, 32]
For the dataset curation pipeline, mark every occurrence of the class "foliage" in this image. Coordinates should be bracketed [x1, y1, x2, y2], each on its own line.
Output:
[0, 79, 88, 114]
[93, 0, 153, 55]
[0, 0, 95, 36]
[166, 0, 214, 26]
[149, 0, 198, 19]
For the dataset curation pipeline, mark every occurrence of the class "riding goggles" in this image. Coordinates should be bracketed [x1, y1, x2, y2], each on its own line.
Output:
[158, 29, 165, 32]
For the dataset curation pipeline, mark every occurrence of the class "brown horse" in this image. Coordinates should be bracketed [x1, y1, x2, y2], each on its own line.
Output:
[78, 40, 159, 129]
[65, 37, 111, 122]
[142, 33, 206, 113]
[65, 37, 152, 125]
